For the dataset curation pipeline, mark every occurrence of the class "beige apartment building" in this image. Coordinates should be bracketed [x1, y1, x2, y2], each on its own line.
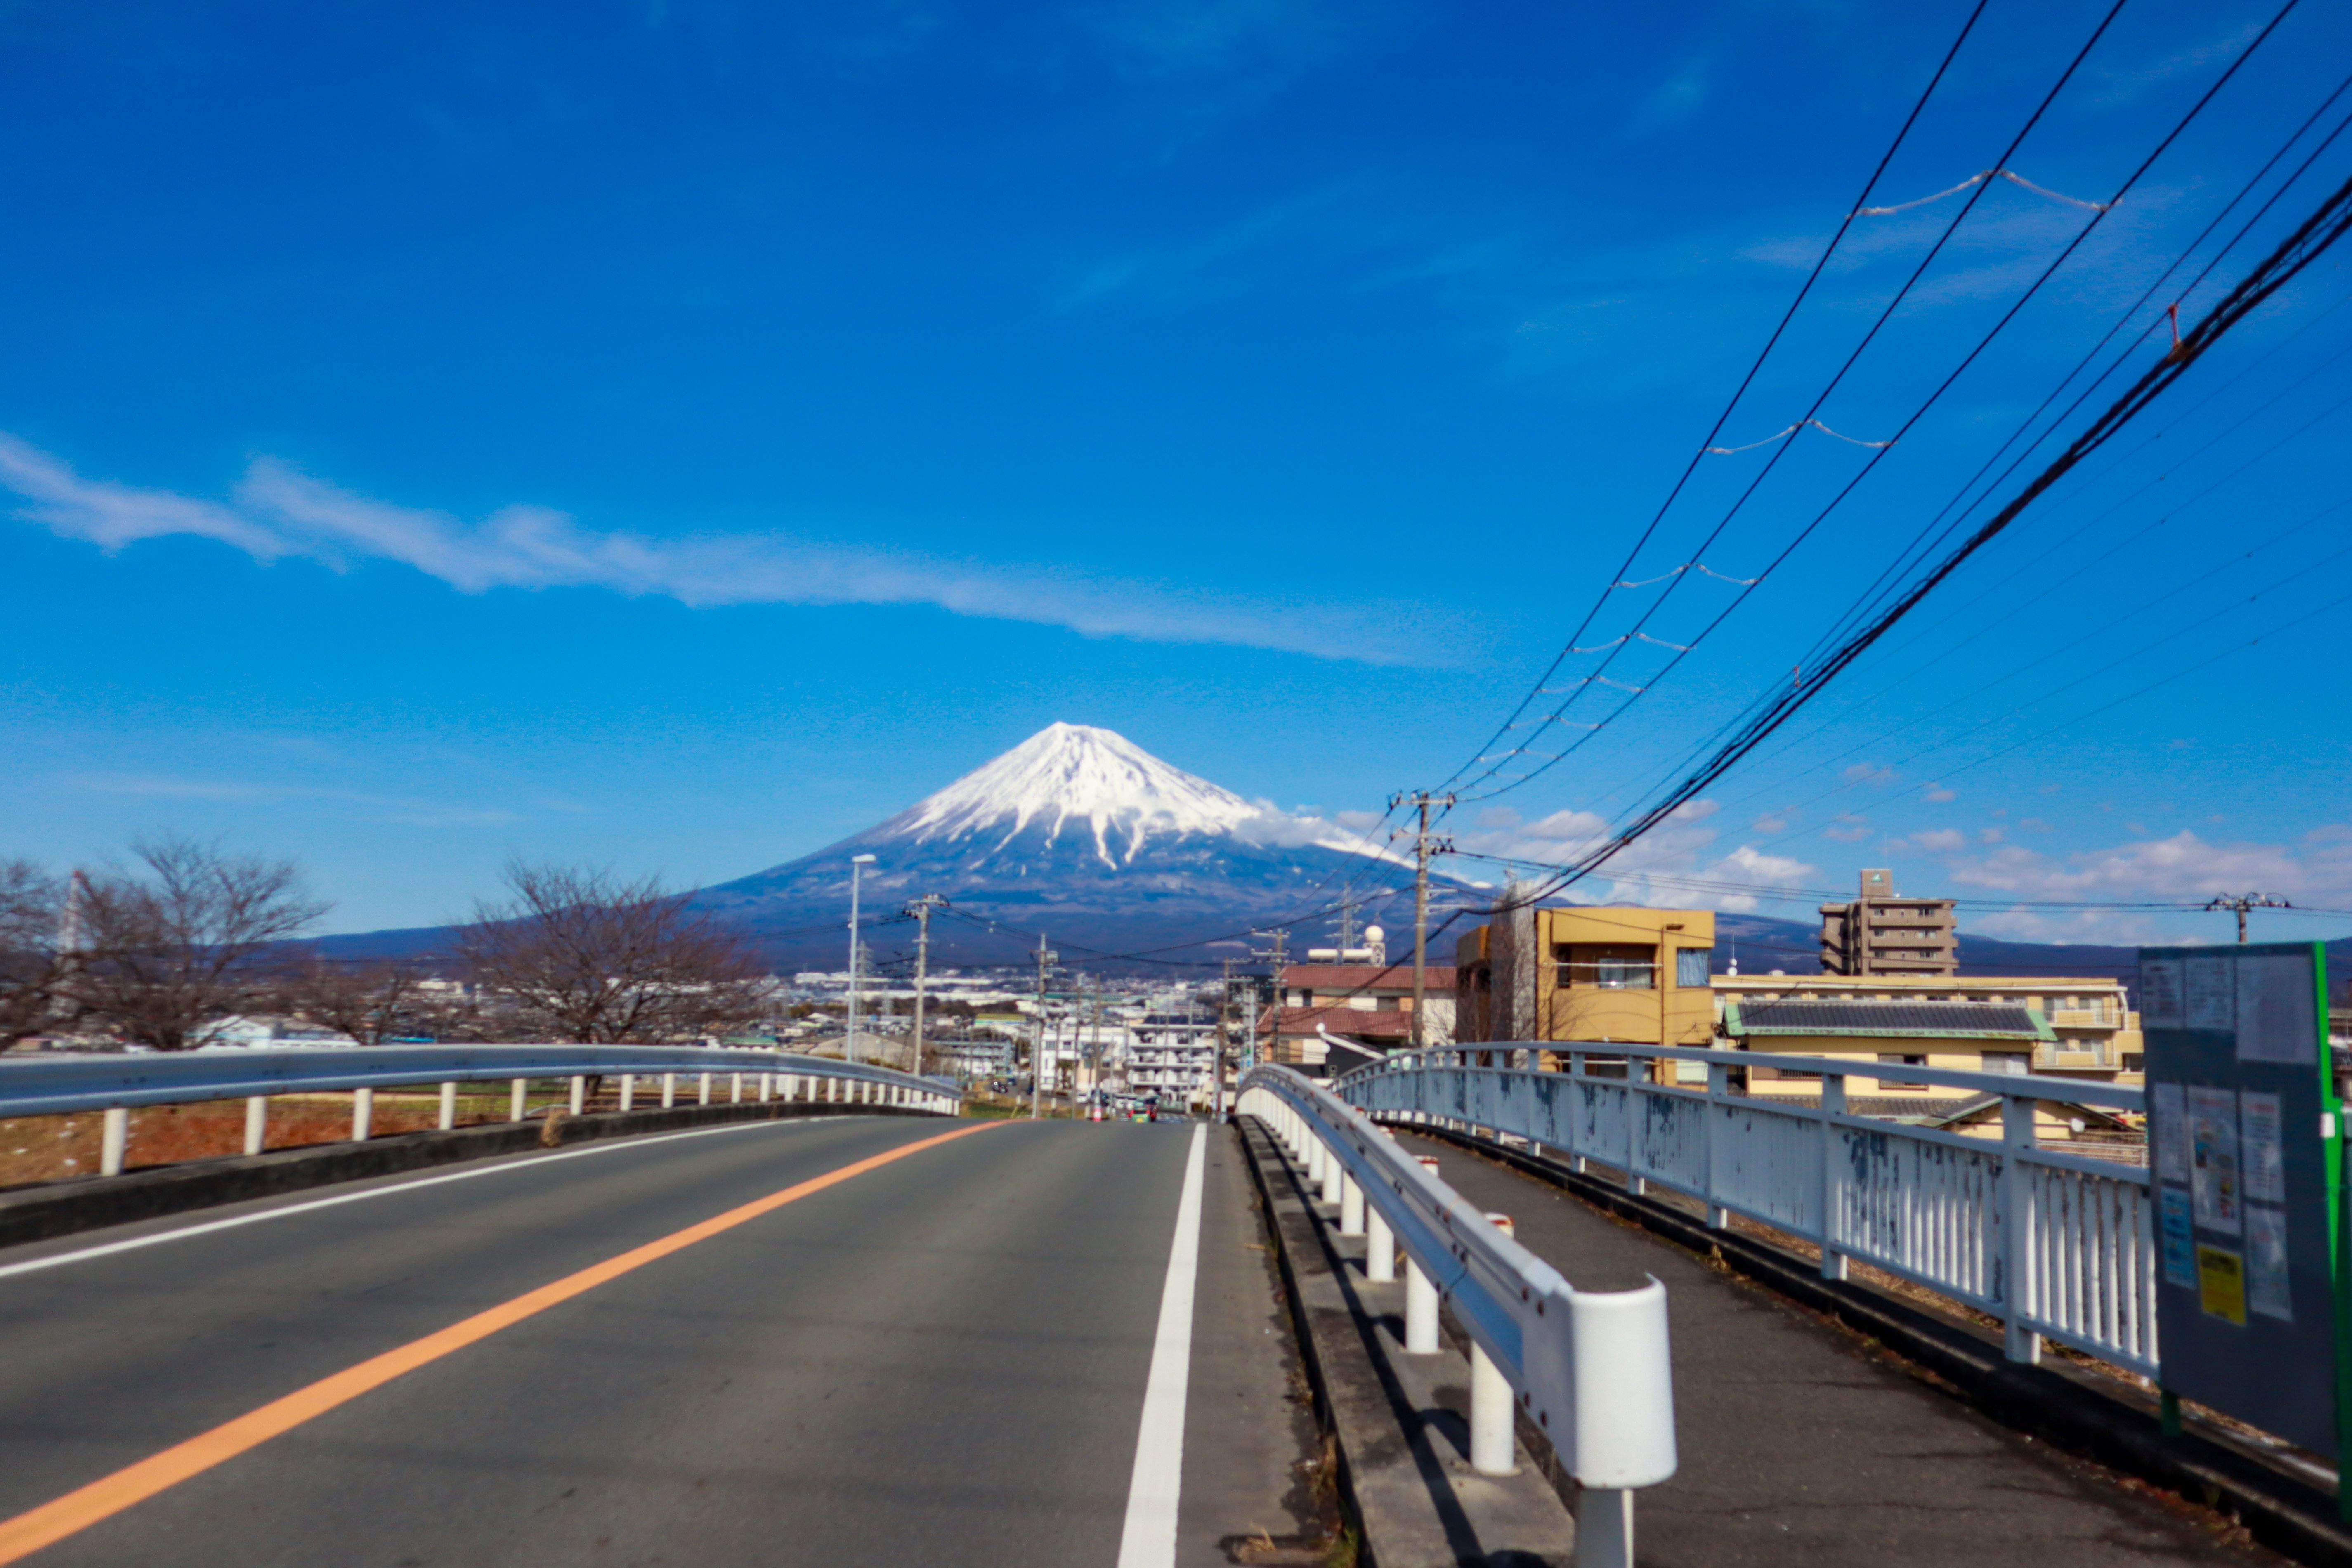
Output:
[1819, 868, 1960, 975]
[1713, 971, 2144, 1087]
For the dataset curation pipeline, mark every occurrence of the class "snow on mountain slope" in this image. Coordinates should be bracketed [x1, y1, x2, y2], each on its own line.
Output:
[862, 721, 1391, 869]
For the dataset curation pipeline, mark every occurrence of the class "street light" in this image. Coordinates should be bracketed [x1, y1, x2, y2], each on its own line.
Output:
[848, 853, 878, 1065]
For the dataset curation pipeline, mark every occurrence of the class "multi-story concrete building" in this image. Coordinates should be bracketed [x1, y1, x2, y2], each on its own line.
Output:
[1126, 1013, 1220, 1107]
[1818, 868, 1959, 976]
[1453, 902, 1717, 1048]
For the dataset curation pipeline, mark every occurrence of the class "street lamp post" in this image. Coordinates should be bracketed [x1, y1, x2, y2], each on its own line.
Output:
[848, 853, 877, 1065]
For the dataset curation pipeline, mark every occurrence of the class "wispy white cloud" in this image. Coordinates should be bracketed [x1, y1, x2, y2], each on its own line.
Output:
[1948, 828, 2352, 902]
[0, 435, 1450, 667]
[1909, 826, 2352, 942]
[2088, 23, 2263, 107]
[1073, 0, 1372, 77]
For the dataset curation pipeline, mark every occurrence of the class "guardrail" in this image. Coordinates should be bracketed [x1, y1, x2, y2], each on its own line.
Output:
[1337, 1044, 2155, 1379]
[0, 1045, 961, 1177]
[1241, 1065, 1675, 1568]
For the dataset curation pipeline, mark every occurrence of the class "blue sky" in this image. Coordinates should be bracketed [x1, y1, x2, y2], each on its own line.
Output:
[5, 0, 2351, 945]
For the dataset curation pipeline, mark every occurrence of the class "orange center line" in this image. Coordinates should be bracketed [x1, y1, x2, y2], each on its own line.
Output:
[0, 1119, 999, 1565]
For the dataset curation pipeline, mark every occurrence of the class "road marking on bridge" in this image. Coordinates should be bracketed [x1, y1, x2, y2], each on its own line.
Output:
[0, 1113, 850, 1285]
[0, 1119, 997, 1566]
[1115, 1123, 1207, 1568]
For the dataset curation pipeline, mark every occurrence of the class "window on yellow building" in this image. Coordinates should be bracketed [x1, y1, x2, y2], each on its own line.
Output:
[1675, 948, 1712, 987]
[1876, 1053, 1928, 1090]
[1556, 944, 1654, 989]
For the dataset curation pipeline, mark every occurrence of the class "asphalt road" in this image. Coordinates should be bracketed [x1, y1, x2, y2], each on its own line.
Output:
[0, 1114, 1320, 1567]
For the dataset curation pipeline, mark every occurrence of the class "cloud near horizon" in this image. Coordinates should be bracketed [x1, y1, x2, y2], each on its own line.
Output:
[1456, 799, 1818, 914]
[0, 436, 1452, 668]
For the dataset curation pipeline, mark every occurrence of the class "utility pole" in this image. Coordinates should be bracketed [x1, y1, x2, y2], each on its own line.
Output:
[2206, 892, 2292, 944]
[846, 853, 877, 1065]
[904, 893, 947, 1079]
[1249, 928, 1289, 1070]
[1031, 935, 1058, 1121]
[1389, 791, 1456, 1049]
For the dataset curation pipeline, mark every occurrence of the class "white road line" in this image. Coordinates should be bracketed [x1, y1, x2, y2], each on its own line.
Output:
[1116, 1122, 1208, 1568]
[0, 1115, 853, 1285]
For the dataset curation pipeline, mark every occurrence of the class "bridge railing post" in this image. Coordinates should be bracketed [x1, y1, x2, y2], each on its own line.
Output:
[2000, 1092, 2042, 1364]
[1703, 1062, 1729, 1229]
[1818, 1074, 1846, 1281]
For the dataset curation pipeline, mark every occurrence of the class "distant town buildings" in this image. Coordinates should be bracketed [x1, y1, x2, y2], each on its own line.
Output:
[1265, 962, 1455, 1074]
[1817, 868, 1959, 976]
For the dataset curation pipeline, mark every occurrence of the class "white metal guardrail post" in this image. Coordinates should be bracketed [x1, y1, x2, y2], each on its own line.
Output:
[100, 1107, 127, 1176]
[243, 1096, 267, 1155]
[1241, 1066, 1677, 1568]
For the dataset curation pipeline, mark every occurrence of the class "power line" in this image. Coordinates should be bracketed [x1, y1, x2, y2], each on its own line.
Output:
[1463, 0, 2300, 807]
[1488, 161, 2352, 912]
[1436, 0, 1994, 797]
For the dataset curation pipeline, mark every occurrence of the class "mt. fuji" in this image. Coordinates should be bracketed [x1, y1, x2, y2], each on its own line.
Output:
[694, 723, 1478, 970]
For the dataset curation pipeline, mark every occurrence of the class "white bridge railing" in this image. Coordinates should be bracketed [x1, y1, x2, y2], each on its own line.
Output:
[1337, 1044, 2155, 1380]
[0, 1044, 961, 1178]
[1243, 1065, 1675, 1568]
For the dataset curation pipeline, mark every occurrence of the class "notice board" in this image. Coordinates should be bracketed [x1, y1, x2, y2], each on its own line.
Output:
[2142, 941, 2343, 1456]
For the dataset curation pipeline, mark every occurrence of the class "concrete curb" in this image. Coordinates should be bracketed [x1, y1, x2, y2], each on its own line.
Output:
[1398, 1118, 2352, 1568]
[1235, 1117, 1574, 1567]
[0, 1100, 939, 1252]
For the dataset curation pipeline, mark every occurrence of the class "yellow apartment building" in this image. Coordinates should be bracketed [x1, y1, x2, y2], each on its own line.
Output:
[1454, 905, 1717, 1047]
[1711, 972, 2144, 1085]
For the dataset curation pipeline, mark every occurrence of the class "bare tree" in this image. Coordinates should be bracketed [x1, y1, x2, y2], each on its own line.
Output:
[64, 837, 329, 1051]
[272, 954, 433, 1045]
[0, 861, 68, 1046]
[457, 862, 769, 1043]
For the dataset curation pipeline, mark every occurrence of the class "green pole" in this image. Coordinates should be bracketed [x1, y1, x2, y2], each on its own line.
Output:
[2313, 941, 2352, 1521]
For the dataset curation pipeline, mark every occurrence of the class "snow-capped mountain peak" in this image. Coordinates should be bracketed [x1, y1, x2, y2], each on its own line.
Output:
[873, 723, 1266, 866]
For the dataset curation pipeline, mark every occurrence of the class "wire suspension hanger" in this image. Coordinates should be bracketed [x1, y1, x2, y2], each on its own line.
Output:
[1705, 418, 1896, 455]
[1855, 167, 2111, 218]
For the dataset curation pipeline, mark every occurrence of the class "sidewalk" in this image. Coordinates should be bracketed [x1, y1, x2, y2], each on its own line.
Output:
[1390, 1130, 2279, 1568]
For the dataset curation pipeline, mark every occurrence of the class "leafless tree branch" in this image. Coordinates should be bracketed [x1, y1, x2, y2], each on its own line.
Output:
[457, 862, 769, 1043]
[61, 836, 329, 1050]
[0, 861, 69, 1047]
